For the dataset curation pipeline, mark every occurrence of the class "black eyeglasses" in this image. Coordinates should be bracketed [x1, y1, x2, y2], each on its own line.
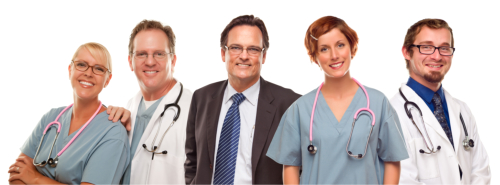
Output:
[411, 44, 455, 56]
[72, 61, 110, 75]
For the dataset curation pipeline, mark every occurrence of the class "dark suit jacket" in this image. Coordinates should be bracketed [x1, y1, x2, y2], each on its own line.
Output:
[185, 77, 300, 184]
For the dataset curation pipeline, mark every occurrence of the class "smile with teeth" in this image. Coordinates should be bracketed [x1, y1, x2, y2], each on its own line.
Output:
[144, 71, 158, 74]
[237, 64, 250, 67]
[330, 62, 343, 68]
[79, 81, 94, 86]
[426, 64, 443, 68]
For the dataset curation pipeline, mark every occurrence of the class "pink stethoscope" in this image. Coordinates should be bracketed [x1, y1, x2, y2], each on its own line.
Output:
[308, 78, 375, 159]
[33, 102, 102, 167]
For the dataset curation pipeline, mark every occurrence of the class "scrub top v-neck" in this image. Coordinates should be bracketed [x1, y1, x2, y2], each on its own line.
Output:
[21, 106, 130, 185]
[267, 86, 408, 184]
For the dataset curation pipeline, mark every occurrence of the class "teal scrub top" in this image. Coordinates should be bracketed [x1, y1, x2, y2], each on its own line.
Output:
[266, 86, 409, 184]
[122, 96, 164, 184]
[21, 106, 130, 185]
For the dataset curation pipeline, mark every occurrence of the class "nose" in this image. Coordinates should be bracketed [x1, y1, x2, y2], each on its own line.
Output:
[83, 66, 93, 77]
[430, 48, 442, 61]
[330, 49, 339, 61]
[239, 49, 249, 61]
[145, 54, 157, 67]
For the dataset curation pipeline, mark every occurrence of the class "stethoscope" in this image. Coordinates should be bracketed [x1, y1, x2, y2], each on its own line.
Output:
[398, 88, 474, 153]
[308, 78, 375, 159]
[33, 101, 103, 167]
[142, 83, 183, 160]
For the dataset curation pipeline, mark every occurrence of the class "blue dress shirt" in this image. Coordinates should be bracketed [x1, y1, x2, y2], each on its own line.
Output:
[406, 77, 451, 131]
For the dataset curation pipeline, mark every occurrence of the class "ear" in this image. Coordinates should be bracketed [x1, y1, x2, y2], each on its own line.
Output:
[128, 55, 134, 71]
[402, 46, 412, 61]
[261, 51, 267, 64]
[68, 64, 72, 79]
[104, 73, 112, 88]
[171, 54, 177, 72]
[351, 46, 358, 59]
[221, 48, 226, 63]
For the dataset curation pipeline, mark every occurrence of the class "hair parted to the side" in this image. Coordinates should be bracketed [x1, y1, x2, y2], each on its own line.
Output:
[72, 42, 112, 73]
[220, 15, 269, 52]
[128, 19, 176, 56]
[305, 16, 359, 63]
[403, 18, 454, 70]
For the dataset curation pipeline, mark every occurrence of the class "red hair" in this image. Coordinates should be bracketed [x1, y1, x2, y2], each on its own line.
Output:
[305, 16, 359, 63]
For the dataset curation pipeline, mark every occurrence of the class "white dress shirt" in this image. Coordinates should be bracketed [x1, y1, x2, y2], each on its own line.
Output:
[212, 79, 260, 185]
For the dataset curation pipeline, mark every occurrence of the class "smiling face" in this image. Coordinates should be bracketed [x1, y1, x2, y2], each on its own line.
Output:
[221, 25, 266, 84]
[69, 47, 111, 101]
[404, 26, 453, 84]
[316, 28, 352, 78]
[128, 29, 176, 93]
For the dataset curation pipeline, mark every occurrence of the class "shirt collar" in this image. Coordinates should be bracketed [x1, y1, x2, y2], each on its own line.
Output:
[224, 78, 260, 106]
[406, 77, 445, 104]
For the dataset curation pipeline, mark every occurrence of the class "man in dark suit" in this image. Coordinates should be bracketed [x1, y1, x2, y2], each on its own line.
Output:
[184, 15, 300, 185]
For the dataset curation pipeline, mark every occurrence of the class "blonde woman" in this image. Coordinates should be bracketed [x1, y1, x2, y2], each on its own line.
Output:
[8, 43, 130, 185]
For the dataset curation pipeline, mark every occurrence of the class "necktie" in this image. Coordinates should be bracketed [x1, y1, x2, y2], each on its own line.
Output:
[213, 93, 246, 185]
[431, 93, 454, 148]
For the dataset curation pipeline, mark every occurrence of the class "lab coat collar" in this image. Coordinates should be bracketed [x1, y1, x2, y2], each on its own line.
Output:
[400, 84, 451, 148]
[223, 78, 260, 106]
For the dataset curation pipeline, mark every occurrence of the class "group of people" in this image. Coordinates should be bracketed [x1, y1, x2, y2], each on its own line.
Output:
[8, 15, 490, 185]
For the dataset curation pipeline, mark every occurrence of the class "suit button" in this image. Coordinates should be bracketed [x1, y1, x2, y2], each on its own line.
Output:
[210, 164, 213, 169]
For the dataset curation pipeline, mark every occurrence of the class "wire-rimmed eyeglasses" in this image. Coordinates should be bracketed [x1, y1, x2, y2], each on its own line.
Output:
[132, 51, 174, 62]
[225, 45, 264, 56]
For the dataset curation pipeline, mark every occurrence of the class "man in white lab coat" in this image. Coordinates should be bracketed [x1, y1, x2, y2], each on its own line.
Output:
[390, 18, 490, 184]
[108, 20, 192, 184]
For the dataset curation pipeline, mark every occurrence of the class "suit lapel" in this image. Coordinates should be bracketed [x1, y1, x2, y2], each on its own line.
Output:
[251, 78, 277, 177]
[207, 80, 228, 164]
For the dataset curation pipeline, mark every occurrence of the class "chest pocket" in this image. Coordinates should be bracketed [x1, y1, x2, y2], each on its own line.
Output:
[412, 139, 441, 180]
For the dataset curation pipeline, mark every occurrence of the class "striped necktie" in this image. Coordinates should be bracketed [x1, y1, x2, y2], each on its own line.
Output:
[213, 93, 246, 185]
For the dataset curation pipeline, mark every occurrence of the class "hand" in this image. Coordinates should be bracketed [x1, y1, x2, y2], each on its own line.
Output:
[8, 156, 42, 184]
[107, 105, 132, 131]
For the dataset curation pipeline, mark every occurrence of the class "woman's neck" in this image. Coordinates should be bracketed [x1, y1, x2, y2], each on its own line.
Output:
[321, 72, 358, 99]
[72, 96, 103, 120]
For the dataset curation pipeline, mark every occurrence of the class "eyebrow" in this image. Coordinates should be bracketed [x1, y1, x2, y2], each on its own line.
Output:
[418, 41, 451, 46]
[319, 40, 345, 47]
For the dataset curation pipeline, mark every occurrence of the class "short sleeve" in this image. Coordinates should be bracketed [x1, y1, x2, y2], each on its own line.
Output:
[377, 98, 409, 162]
[81, 139, 130, 184]
[21, 109, 56, 158]
[266, 102, 302, 166]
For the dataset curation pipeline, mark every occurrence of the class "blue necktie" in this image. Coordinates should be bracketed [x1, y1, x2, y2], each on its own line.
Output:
[431, 93, 454, 148]
[213, 93, 246, 185]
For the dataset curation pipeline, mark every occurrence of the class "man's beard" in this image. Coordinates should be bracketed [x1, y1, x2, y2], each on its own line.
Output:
[424, 71, 444, 83]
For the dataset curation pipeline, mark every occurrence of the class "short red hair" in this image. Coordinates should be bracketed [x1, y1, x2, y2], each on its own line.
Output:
[305, 16, 359, 63]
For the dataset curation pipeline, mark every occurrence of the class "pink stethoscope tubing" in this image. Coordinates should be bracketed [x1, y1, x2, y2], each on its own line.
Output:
[308, 78, 375, 158]
[32, 101, 102, 167]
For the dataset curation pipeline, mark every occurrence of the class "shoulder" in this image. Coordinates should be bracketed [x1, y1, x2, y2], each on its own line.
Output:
[90, 113, 129, 143]
[192, 80, 226, 98]
[363, 85, 388, 101]
[39, 106, 70, 125]
[446, 92, 473, 116]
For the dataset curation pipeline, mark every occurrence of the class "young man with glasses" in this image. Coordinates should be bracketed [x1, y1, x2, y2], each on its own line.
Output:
[390, 19, 491, 184]
[108, 20, 193, 184]
[184, 15, 300, 185]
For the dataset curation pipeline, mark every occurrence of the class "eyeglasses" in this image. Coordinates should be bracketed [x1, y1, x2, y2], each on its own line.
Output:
[411, 44, 455, 56]
[225, 45, 264, 56]
[72, 61, 110, 75]
[132, 51, 173, 62]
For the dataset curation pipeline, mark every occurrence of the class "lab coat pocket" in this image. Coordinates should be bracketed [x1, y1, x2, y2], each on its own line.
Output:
[413, 139, 440, 180]
[149, 154, 185, 184]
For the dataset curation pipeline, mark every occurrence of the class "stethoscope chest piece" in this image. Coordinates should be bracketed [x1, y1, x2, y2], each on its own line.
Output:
[47, 157, 58, 167]
[308, 144, 317, 154]
[463, 137, 475, 151]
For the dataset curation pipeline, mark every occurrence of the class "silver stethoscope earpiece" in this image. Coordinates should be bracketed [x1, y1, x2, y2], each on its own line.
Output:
[399, 88, 474, 153]
[308, 78, 375, 159]
[142, 83, 183, 160]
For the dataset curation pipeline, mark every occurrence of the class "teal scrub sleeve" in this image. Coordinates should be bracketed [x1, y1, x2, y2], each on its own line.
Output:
[266, 102, 302, 166]
[81, 138, 130, 184]
[21, 108, 59, 158]
[377, 98, 409, 162]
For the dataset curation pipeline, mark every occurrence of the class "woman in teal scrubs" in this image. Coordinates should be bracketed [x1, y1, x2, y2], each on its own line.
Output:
[266, 16, 409, 184]
[8, 42, 130, 185]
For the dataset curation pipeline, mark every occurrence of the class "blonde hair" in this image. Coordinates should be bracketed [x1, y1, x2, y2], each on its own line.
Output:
[72, 42, 112, 73]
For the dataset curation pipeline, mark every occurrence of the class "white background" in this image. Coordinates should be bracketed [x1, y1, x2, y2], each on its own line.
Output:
[1, 0, 498, 183]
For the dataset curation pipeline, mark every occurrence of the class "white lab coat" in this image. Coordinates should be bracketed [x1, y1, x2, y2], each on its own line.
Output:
[126, 82, 192, 184]
[390, 84, 490, 185]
